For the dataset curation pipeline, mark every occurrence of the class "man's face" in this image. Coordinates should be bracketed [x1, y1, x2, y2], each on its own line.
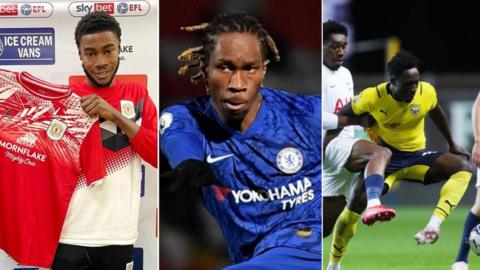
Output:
[78, 31, 120, 87]
[391, 67, 420, 103]
[323, 33, 347, 70]
[206, 32, 266, 124]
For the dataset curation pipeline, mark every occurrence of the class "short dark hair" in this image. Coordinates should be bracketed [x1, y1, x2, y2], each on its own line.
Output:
[74, 11, 121, 48]
[387, 49, 421, 78]
[323, 20, 348, 43]
[177, 13, 280, 84]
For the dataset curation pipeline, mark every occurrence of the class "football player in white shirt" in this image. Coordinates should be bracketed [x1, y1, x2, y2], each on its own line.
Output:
[322, 20, 395, 270]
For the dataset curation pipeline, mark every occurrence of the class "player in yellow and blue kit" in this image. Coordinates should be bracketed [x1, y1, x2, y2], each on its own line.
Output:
[333, 50, 473, 264]
[160, 13, 321, 270]
[323, 20, 396, 270]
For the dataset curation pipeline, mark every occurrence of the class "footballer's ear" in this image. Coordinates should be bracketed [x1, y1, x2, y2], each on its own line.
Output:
[200, 61, 209, 89]
[200, 61, 207, 76]
[262, 60, 270, 76]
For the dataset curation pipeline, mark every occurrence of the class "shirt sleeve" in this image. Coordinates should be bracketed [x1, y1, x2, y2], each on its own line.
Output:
[129, 92, 158, 168]
[79, 121, 106, 186]
[160, 106, 205, 168]
[423, 82, 438, 110]
[351, 87, 377, 115]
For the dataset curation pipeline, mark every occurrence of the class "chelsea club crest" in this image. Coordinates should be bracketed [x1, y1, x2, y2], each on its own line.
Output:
[276, 147, 303, 174]
[160, 112, 173, 134]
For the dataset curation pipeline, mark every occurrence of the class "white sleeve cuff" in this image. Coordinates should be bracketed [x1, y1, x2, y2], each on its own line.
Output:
[323, 111, 338, 130]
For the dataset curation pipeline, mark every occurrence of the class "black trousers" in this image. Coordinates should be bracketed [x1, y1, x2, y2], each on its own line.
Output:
[51, 243, 134, 270]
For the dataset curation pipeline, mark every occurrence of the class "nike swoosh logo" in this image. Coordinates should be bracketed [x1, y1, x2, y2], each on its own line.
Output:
[206, 154, 234, 163]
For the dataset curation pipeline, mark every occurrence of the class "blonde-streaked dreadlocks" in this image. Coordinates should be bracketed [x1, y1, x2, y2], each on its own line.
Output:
[178, 13, 281, 84]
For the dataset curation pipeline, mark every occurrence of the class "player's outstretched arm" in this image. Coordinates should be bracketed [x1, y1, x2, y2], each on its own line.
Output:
[472, 92, 480, 167]
[323, 111, 340, 130]
[337, 101, 376, 128]
[323, 110, 361, 130]
[429, 103, 471, 158]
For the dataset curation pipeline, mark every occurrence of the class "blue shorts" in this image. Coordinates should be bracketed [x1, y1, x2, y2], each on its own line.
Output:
[222, 247, 321, 270]
[385, 148, 443, 182]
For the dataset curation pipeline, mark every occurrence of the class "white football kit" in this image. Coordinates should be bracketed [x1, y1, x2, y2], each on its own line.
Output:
[322, 64, 362, 198]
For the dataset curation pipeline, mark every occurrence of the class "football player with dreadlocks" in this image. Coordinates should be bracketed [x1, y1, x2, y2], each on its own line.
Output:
[160, 13, 321, 270]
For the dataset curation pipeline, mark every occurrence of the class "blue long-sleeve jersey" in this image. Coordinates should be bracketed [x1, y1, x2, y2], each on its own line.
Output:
[161, 87, 321, 263]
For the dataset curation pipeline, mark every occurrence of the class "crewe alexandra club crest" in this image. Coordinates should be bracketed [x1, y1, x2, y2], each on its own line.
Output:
[47, 119, 67, 141]
[121, 100, 136, 119]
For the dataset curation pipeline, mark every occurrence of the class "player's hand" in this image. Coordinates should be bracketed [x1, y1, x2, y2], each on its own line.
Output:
[161, 159, 216, 194]
[472, 143, 480, 167]
[358, 113, 376, 128]
[449, 144, 471, 159]
[80, 94, 119, 121]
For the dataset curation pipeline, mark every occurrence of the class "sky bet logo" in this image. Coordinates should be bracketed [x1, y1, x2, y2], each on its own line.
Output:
[93, 3, 114, 14]
[0, 4, 17, 16]
[69, 1, 150, 17]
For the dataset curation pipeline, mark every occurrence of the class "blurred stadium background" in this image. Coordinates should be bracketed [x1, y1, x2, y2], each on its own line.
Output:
[324, 0, 480, 269]
[160, 0, 320, 269]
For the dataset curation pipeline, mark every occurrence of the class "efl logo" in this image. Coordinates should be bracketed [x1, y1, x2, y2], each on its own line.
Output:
[116, 1, 147, 15]
[0, 4, 18, 16]
[69, 1, 150, 17]
[19, 3, 53, 18]
[0, 3, 52, 18]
